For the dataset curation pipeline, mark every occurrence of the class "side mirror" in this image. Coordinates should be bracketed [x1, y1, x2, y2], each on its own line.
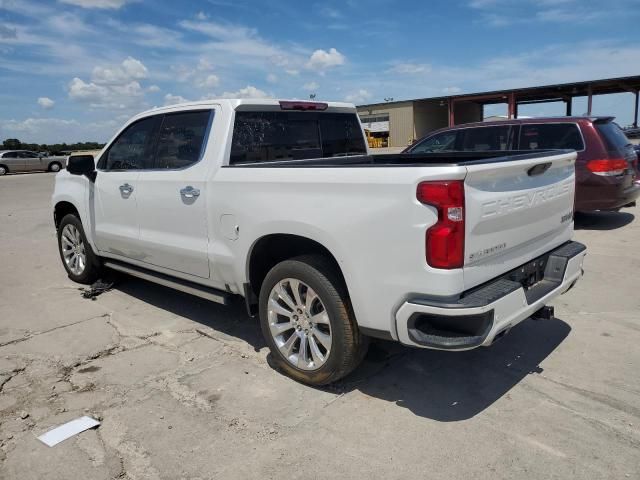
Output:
[67, 155, 96, 182]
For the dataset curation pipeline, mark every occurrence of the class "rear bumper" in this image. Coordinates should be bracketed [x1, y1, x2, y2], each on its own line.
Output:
[395, 241, 586, 350]
[576, 175, 640, 211]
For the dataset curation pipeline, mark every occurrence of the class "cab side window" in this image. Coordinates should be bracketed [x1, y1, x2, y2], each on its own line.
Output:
[100, 116, 159, 171]
[154, 110, 211, 169]
[411, 131, 458, 153]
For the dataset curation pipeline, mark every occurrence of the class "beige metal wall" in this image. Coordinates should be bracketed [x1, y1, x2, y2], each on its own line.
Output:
[357, 101, 414, 148]
[413, 100, 449, 139]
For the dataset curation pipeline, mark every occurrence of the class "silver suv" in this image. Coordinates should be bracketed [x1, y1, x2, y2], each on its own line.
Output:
[0, 150, 67, 175]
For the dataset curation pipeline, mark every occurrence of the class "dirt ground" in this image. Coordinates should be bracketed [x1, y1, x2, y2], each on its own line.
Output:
[1, 172, 639, 479]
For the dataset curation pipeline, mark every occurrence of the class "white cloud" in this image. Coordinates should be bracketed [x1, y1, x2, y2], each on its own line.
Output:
[197, 74, 220, 88]
[68, 77, 144, 109]
[303, 81, 319, 91]
[92, 57, 148, 85]
[59, 0, 130, 9]
[442, 86, 462, 94]
[196, 11, 208, 20]
[37, 97, 55, 109]
[68, 77, 109, 102]
[306, 48, 345, 71]
[266, 73, 278, 83]
[221, 85, 270, 99]
[163, 93, 190, 105]
[387, 62, 431, 74]
[344, 89, 372, 104]
[285, 69, 300, 76]
[147, 84, 161, 93]
[197, 58, 214, 71]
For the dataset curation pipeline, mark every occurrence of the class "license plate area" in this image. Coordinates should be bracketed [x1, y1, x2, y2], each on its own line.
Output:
[506, 254, 550, 290]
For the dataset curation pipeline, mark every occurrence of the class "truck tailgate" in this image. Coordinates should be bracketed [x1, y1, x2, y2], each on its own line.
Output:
[463, 151, 577, 290]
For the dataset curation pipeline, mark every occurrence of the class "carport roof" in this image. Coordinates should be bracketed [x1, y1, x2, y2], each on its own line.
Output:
[357, 75, 640, 108]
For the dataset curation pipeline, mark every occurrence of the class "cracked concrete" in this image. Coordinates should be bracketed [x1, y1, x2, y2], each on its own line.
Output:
[1, 173, 639, 479]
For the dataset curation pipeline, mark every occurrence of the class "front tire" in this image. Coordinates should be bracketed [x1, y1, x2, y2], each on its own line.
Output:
[0, 165, 7, 175]
[49, 162, 61, 172]
[259, 255, 367, 385]
[57, 214, 102, 284]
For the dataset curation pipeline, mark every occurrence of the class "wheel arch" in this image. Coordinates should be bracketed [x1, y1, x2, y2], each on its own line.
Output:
[53, 201, 80, 229]
[245, 233, 349, 314]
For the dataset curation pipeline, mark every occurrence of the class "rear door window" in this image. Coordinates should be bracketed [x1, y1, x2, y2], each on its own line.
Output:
[230, 112, 366, 164]
[595, 122, 631, 154]
[460, 126, 512, 151]
[153, 110, 212, 169]
[519, 123, 584, 151]
[410, 131, 457, 153]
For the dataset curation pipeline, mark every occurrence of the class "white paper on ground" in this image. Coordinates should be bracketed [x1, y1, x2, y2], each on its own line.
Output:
[37, 416, 101, 447]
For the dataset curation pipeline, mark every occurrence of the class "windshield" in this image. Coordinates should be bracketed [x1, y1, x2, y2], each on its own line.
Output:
[230, 111, 367, 164]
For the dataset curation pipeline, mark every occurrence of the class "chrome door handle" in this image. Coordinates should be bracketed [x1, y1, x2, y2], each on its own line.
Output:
[180, 186, 200, 198]
[119, 183, 134, 195]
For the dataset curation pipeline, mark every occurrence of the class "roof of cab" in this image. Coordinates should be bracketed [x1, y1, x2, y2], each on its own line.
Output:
[137, 98, 356, 117]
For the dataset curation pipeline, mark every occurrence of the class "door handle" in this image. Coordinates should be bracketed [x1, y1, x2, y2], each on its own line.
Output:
[119, 183, 134, 195]
[180, 186, 200, 199]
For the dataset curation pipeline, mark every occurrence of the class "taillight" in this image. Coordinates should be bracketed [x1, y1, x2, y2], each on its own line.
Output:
[417, 181, 465, 269]
[586, 158, 628, 176]
[279, 101, 328, 111]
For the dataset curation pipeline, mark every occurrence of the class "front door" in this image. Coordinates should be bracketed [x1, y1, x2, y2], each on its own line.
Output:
[136, 109, 213, 279]
[20, 151, 46, 171]
[93, 115, 160, 260]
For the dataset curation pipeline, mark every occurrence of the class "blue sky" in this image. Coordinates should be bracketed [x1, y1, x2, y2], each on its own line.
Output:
[1, 0, 639, 143]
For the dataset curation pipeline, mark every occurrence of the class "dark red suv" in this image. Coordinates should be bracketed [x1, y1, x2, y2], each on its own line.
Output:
[404, 116, 639, 212]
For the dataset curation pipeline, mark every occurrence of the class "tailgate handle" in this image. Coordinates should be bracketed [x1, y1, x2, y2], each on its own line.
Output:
[528, 162, 552, 176]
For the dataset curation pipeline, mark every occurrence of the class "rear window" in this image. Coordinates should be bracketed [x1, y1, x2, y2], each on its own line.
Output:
[519, 123, 584, 151]
[595, 121, 631, 153]
[230, 111, 366, 164]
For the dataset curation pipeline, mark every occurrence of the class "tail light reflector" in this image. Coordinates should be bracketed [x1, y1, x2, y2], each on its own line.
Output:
[586, 158, 628, 176]
[417, 181, 465, 269]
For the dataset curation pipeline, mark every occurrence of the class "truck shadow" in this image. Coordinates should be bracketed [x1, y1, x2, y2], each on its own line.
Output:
[113, 277, 267, 351]
[112, 275, 569, 422]
[330, 317, 571, 422]
[574, 211, 634, 230]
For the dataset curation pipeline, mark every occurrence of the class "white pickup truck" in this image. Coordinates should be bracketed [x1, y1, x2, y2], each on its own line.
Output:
[52, 99, 586, 385]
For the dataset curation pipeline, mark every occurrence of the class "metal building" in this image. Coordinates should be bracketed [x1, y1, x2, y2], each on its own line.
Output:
[357, 75, 640, 148]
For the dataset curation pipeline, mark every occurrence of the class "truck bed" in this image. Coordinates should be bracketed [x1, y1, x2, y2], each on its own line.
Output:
[228, 150, 566, 168]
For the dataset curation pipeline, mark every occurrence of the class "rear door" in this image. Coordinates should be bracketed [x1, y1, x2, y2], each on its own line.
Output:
[135, 109, 213, 279]
[20, 151, 45, 171]
[463, 151, 577, 289]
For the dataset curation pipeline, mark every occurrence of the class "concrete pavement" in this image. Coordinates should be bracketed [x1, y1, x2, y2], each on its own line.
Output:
[0, 172, 639, 479]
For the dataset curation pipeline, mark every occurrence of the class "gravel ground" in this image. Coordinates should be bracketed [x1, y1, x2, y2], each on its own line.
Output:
[0, 172, 639, 479]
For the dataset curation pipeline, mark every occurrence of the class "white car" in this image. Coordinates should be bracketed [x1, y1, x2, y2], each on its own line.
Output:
[52, 99, 586, 385]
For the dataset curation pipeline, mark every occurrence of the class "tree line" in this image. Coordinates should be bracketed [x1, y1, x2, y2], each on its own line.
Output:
[2, 138, 105, 156]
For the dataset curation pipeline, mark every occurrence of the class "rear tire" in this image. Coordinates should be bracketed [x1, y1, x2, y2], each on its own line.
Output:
[57, 214, 102, 284]
[259, 255, 368, 386]
[49, 162, 61, 173]
[0, 165, 7, 175]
